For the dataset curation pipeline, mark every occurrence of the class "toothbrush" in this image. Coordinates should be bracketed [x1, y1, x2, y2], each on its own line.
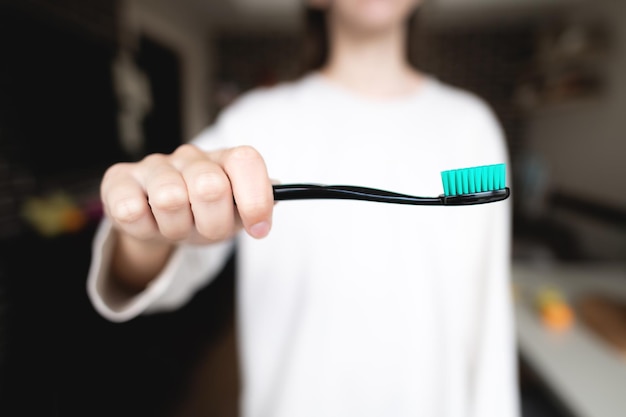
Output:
[271, 163, 509, 206]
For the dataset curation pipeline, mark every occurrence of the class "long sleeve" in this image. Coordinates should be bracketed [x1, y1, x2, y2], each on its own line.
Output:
[86, 100, 244, 322]
[86, 218, 235, 322]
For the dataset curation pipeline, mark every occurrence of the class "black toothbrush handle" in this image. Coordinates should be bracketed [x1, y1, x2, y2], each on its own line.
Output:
[272, 184, 510, 206]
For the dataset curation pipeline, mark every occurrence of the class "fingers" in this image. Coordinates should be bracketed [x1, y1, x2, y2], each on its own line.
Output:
[212, 146, 274, 238]
[102, 150, 198, 242]
[181, 155, 236, 242]
[101, 162, 160, 241]
[101, 144, 274, 244]
[143, 155, 194, 241]
[149, 144, 235, 243]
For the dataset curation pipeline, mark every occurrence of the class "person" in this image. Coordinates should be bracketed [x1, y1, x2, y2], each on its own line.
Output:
[87, 0, 519, 416]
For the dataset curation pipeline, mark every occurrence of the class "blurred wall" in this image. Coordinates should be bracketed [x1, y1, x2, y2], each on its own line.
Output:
[525, 0, 625, 206]
[415, 0, 626, 262]
[120, 0, 215, 140]
[523, 0, 626, 260]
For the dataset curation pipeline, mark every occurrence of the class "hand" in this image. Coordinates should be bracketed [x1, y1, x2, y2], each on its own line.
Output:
[101, 144, 275, 246]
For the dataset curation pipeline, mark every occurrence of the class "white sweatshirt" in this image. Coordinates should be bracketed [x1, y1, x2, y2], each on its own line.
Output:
[87, 73, 519, 417]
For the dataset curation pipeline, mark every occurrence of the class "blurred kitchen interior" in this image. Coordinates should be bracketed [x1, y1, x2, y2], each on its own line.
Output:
[0, 0, 625, 416]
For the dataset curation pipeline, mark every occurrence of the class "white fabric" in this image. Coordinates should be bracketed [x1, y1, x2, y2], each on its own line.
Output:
[87, 72, 519, 417]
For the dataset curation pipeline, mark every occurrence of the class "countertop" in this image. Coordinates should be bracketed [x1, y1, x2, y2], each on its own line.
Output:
[512, 261, 626, 417]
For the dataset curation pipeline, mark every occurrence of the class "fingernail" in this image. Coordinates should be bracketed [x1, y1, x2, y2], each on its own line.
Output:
[249, 221, 271, 238]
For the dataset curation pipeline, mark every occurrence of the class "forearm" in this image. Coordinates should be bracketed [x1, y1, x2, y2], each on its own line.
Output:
[87, 217, 236, 322]
[111, 230, 175, 293]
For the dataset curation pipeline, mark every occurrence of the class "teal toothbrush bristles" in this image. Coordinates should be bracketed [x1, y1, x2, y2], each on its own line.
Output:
[440, 163, 506, 197]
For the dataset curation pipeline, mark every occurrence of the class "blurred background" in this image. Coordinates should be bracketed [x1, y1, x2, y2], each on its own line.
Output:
[0, 0, 625, 416]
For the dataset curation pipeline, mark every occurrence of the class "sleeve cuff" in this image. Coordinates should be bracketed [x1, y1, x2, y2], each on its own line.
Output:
[86, 218, 234, 322]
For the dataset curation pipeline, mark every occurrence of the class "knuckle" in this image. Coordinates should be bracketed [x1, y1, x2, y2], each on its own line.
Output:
[191, 171, 231, 202]
[149, 185, 189, 211]
[102, 163, 134, 189]
[141, 153, 167, 166]
[103, 162, 128, 179]
[173, 143, 201, 158]
[228, 145, 262, 163]
[110, 197, 146, 223]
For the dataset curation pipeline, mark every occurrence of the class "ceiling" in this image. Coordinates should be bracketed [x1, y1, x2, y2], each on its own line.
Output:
[175, 0, 588, 32]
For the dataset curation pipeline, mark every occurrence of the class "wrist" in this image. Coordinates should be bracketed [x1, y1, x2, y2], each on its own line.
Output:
[111, 231, 175, 292]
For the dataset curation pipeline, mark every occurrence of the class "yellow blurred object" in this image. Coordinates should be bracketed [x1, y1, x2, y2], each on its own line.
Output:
[536, 287, 564, 308]
[535, 286, 575, 331]
[541, 302, 574, 331]
[21, 191, 87, 237]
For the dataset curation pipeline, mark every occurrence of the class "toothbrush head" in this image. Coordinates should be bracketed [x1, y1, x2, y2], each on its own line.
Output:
[440, 163, 510, 205]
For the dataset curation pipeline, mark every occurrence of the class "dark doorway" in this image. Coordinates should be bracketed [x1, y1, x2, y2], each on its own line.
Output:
[136, 35, 184, 155]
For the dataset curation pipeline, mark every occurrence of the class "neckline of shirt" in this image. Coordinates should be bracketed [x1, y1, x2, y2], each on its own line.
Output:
[303, 70, 440, 107]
